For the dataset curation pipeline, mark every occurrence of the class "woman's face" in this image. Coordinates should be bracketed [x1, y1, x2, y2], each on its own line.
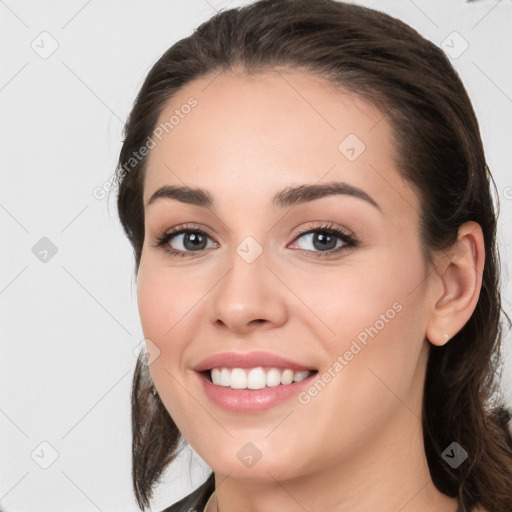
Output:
[137, 69, 440, 481]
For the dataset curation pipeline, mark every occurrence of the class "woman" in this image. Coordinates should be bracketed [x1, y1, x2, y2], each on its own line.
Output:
[115, 1, 512, 511]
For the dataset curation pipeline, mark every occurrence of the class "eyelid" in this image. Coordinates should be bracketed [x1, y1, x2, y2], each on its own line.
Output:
[291, 221, 354, 239]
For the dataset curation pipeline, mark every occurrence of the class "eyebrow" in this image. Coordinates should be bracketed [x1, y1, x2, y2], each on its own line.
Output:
[146, 181, 381, 212]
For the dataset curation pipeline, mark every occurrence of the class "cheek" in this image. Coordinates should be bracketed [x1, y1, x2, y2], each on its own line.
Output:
[292, 267, 428, 468]
[302, 248, 423, 337]
[136, 266, 198, 421]
[137, 273, 168, 341]
[137, 262, 203, 342]
[136, 266, 191, 402]
[309, 244, 428, 386]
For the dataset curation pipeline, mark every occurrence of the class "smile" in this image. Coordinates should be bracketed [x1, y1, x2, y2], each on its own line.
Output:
[208, 367, 315, 389]
[197, 368, 319, 413]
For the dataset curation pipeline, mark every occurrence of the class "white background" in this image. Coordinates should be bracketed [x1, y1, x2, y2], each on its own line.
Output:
[1, 0, 511, 510]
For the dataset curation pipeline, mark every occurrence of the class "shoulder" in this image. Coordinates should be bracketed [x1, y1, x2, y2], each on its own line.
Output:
[159, 472, 215, 512]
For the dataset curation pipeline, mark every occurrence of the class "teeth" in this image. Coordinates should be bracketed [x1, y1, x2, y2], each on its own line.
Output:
[209, 367, 314, 389]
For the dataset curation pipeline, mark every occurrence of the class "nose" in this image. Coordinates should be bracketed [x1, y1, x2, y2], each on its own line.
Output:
[206, 246, 287, 335]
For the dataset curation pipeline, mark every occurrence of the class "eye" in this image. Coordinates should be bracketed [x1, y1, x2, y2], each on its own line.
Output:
[288, 222, 358, 258]
[151, 221, 359, 259]
[151, 223, 217, 258]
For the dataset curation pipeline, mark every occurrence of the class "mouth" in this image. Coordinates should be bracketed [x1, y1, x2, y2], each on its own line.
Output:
[200, 367, 319, 390]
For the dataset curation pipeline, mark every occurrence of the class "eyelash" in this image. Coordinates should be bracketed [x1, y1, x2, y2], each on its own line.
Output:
[151, 221, 359, 259]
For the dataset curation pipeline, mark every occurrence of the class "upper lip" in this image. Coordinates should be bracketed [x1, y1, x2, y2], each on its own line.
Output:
[193, 351, 317, 372]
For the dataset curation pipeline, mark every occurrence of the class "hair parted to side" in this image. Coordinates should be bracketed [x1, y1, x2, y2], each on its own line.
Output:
[115, 1, 512, 510]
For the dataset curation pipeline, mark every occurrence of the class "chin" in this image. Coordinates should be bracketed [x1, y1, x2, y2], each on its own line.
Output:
[205, 450, 301, 482]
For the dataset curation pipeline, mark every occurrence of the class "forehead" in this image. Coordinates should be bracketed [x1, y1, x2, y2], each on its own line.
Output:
[142, 68, 419, 220]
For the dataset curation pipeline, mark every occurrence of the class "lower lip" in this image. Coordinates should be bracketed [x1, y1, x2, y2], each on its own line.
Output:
[196, 371, 317, 412]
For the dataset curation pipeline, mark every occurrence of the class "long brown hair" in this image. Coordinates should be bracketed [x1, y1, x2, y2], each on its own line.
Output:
[115, 1, 512, 510]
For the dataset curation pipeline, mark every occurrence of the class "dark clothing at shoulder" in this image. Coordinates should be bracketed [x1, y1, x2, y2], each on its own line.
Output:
[160, 472, 215, 512]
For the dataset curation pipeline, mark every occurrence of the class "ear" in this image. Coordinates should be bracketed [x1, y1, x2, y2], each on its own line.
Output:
[425, 221, 485, 347]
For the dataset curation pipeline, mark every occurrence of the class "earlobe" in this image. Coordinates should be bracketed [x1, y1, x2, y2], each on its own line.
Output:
[425, 221, 485, 347]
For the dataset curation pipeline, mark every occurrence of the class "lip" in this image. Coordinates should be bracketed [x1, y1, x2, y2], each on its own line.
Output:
[193, 350, 316, 372]
[196, 370, 318, 413]
[192, 350, 318, 413]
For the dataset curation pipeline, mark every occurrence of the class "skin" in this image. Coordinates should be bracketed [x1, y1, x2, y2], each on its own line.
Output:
[136, 68, 485, 512]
